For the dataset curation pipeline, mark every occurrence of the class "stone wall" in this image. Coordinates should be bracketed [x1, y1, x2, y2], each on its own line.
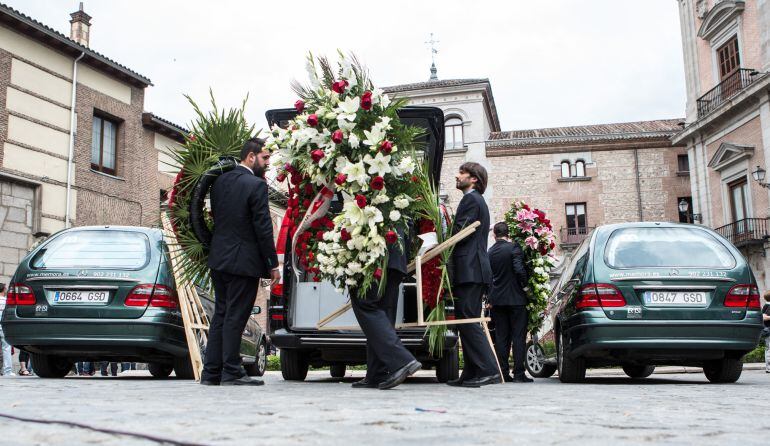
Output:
[0, 179, 35, 284]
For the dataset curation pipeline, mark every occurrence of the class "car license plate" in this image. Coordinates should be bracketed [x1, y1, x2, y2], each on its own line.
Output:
[642, 291, 708, 306]
[51, 290, 110, 304]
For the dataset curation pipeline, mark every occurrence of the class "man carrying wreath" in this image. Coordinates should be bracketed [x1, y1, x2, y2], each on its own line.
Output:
[447, 162, 500, 387]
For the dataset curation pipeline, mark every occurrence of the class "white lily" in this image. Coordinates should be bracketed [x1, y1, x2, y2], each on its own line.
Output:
[363, 152, 392, 177]
[371, 194, 390, 205]
[335, 96, 360, 121]
[363, 126, 386, 147]
[348, 133, 360, 148]
[389, 210, 401, 221]
[341, 161, 369, 187]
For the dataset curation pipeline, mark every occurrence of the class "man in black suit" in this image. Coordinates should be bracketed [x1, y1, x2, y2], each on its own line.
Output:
[201, 138, 280, 386]
[488, 222, 533, 383]
[350, 226, 421, 390]
[447, 162, 500, 387]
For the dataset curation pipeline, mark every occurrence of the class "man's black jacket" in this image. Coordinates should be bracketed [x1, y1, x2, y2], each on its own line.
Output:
[207, 165, 278, 279]
[450, 189, 492, 286]
[487, 239, 529, 306]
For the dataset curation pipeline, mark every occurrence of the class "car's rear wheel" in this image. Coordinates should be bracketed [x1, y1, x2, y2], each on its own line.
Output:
[436, 344, 460, 383]
[703, 357, 743, 383]
[557, 329, 586, 383]
[31, 353, 72, 378]
[173, 356, 195, 380]
[622, 364, 655, 379]
[148, 362, 173, 378]
[245, 341, 267, 377]
[280, 349, 309, 381]
[526, 342, 557, 378]
[330, 364, 346, 378]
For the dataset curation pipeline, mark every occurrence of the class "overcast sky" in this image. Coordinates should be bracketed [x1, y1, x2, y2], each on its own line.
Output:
[6, 0, 687, 132]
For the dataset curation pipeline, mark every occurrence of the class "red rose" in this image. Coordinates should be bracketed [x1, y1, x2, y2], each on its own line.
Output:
[332, 80, 348, 94]
[290, 174, 302, 186]
[523, 204, 530, 211]
[294, 100, 305, 113]
[284, 163, 295, 173]
[311, 219, 321, 229]
[312, 276, 321, 282]
[332, 130, 344, 144]
[316, 231, 325, 241]
[379, 140, 393, 154]
[355, 194, 367, 208]
[276, 173, 287, 183]
[311, 149, 325, 163]
[385, 230, 398, 244]
[340, 228, 352, 241]
[307, 114, 318, 126]
[549, 241, 555, 250]
[335, 173, 347, 186]
[370, 176, 384, 190]
[360, 91, 373, 110]
[373, 268, 383, 280]
[302, 199, 311, 209]
[289, 198, 299, 208]
[304, 184, 314, 195]
[411, 175, 420, 183]
[324, 219, 335, 229]
[292, 208, 299, 218]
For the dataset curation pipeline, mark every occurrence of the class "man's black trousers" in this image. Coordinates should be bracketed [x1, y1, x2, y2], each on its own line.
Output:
[350, 271, 415, 383]
[491, 305, 528, 377]
[202, 270, 258, 382]
[454, 283, 498, 378]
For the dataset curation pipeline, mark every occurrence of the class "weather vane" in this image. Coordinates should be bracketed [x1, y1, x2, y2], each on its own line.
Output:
[425, 33, 439, 81]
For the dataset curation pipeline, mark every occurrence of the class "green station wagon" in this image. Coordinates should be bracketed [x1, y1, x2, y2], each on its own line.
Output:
[525, 222, 764, 383]
[1, 226, 267, 379]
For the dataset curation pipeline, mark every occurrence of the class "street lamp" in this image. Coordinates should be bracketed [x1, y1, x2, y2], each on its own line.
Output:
[751, 165, 770, 188]
[678, 199, 690, 223]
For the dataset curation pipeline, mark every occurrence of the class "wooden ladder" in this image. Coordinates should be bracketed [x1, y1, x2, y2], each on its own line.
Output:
[160, 212, 209, 381]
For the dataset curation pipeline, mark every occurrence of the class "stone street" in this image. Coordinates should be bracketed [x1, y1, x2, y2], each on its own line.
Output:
[0, 367, 767, 445]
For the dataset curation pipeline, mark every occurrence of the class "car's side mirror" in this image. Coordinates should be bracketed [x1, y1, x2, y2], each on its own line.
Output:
[251, 306, 262, 315]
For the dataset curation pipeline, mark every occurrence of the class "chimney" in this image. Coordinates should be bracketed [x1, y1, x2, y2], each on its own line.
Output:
[69, 2, 91, 47]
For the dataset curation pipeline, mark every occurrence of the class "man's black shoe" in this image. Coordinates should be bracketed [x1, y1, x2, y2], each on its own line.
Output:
[512, 374, 534, 383]
[503, 374, 515, 383]
[220, 376, 264, 386]
[378, 360, 421, 390]
[351, 378, 378, 388]
[446, 377, 465, 387]
[200, 379, 220, 386]
[462, 374, 501, 387]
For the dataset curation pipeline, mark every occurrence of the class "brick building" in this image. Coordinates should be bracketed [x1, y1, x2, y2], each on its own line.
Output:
[385, 77, 688, 257]
[672, 0, 770, 290]
[0, 3, 163, 284]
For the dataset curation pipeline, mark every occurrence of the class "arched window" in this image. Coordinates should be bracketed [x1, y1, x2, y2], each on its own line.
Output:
[445, 117, 464, 150]
[560, 161, 570, 178]
[575, 160, 586, 177]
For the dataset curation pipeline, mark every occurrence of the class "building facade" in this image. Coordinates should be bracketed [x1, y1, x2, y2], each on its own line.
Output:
[386, 77, 689, 257]
[673, 0, 770, 290]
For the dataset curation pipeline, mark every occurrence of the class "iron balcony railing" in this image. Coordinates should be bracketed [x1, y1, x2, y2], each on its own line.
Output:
[560, 226, 594, 246]
[714, 218, 770, 248]
[696, 68, 762, 118]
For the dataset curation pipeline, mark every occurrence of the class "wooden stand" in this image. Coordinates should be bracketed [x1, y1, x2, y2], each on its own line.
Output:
[316, 221, 504, 383]
[161, 212, 209, 381]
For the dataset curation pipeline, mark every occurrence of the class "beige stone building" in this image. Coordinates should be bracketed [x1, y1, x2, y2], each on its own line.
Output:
[673, 0, 770, 289]
[0, 4, 195, 284]
[386, 77, 688, 257]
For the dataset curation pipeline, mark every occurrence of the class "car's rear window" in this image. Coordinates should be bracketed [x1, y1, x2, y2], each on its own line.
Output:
[604, 227, 736, 269]
[31, 230, 151, 269]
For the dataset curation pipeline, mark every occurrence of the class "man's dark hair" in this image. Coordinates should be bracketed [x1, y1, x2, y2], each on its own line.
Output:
[240, 137, 265, 161]
[493, 222, 509, 238]
[0, 283, 6, 294]
[459, 161, 488, 194]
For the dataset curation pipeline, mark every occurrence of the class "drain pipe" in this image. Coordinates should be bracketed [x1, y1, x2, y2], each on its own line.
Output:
[634, 148, 643, 221]
[65, 52, 85, 229]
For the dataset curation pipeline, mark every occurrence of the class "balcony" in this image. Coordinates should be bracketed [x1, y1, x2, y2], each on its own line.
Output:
[559, 227, 594, 247]
[696, 69, 762, 118]
[714, 218, 769, 248]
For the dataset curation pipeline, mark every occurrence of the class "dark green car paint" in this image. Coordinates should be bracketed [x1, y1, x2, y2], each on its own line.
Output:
[1, 226, 264, 372]
[526, 222, 764, 381]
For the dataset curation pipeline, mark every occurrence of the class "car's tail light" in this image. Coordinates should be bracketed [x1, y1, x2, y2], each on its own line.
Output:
[724, 284, 760, 309]
[7, 283, 35, 306]
[149, 285, 178, 309]
[270, 314, 284, 321]
[271, 283, 283, 297]
[125, 284, 178, 308]
[576, 283, 626, 309]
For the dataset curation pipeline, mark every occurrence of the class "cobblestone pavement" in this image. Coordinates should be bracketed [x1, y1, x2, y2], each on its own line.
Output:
[0, 368, 767, 446]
